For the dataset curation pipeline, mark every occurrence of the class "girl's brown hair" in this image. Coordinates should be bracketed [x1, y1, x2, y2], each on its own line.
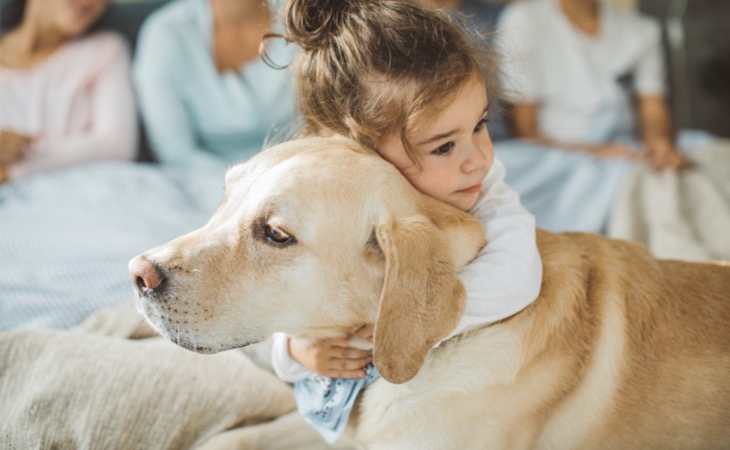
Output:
[269, 0, 498, 162]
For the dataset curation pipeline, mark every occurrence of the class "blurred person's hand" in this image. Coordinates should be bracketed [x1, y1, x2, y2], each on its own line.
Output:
[642, 138, 691, 171]
[0, 129, 34, 170]
[589, 142, 643, 161]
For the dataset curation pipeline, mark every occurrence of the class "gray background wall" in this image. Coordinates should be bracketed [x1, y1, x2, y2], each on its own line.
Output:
[640, 0, 730, 137]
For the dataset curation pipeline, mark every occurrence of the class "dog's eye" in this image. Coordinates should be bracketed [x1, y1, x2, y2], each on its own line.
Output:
[264, 224, 294, 246]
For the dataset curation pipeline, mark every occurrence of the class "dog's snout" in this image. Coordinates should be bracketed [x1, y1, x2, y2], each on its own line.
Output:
[129, 255, 166, 295]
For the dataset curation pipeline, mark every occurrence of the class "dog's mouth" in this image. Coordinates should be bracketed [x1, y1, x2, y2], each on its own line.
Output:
[174, 335, 260, 354]
[156, 327, 259, 354]
[136, 296, 262, 354]
[175, 338, 216, 354]
[174, 336, 256, 354]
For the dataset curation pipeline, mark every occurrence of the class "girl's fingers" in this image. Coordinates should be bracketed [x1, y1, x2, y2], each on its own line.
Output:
[331, 355, 372, 370]
[336, 346, 371, 359]
[325, 338, 353, 348]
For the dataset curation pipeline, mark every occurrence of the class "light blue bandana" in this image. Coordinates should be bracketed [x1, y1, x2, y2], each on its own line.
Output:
[294, 364, 380, 443]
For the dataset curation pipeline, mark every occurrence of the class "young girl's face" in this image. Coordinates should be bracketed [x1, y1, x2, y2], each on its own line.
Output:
[377, 76, 494, 211]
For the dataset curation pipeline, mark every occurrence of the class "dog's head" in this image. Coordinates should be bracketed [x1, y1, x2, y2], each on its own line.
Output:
[129, 136, 485, 383]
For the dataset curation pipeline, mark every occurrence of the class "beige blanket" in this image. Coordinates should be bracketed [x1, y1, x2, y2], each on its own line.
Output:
[608, 138, 730, 262]
[0, 302, 339, 449]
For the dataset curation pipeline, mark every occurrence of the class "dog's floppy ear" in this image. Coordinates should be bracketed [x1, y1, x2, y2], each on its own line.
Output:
[372, 215, 468, 384]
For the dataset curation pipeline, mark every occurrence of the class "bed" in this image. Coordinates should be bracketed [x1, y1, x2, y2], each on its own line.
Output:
[1, 1, 728, 448]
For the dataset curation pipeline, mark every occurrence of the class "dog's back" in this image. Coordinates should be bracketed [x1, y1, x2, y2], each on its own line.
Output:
[532, 231, 730, 449]
[358, 230, 730, 449]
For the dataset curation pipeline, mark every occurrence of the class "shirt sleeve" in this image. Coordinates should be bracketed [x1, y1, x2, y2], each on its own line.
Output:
[440, 156, 543, 342]
[633, 17, 665, 96]
[9, 33, 137, 179]
[496, 3, 541, 103]
[132, 18, 225, 171]
[270, 332, 313, 382]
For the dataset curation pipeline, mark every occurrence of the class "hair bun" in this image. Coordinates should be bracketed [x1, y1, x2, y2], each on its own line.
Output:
[283, 0, 360, 51]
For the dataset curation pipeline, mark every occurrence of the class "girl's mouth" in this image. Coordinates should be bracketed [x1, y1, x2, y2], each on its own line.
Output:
[457, 184, 481, 195]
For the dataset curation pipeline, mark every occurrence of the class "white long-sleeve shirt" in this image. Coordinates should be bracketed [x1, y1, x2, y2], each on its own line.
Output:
[272, 156, 543, 382]
[0, 32, 137, 180]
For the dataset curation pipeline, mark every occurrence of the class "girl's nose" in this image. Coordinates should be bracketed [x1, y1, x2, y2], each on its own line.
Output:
[461, 135, 490, 173]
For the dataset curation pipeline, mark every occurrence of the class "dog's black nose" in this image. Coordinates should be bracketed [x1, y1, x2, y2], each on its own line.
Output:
[129, 255, 166, 295]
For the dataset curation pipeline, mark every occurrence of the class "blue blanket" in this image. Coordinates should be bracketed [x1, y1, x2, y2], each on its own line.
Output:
[0, 161, 225, 330]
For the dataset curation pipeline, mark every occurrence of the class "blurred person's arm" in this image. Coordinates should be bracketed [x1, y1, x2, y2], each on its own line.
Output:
[631, 19, 690, 170]
[637, 95, 689, 170]
[133, 18, 224, 172]
[510, 102, 642, 161]
[9, 34, 137, 179]
[0, 130, 33, 183]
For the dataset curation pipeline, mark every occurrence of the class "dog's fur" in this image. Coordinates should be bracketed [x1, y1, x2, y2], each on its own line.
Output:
[131, 136, 730, 449]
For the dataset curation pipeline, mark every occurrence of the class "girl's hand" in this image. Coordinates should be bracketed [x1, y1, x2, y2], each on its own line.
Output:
[289, 336, 372, 379]
[0, 129, 33, 167]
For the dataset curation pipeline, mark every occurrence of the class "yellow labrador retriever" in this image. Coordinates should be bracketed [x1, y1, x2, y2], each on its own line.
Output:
[130, 136, 730, 449]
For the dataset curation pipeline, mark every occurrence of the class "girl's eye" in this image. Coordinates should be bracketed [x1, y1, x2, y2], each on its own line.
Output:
[431, 142, 454, 156]
[474, 117, 489, 133]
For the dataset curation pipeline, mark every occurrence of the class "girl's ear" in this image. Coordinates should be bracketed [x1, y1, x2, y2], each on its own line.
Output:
[371, 201, 484, 383]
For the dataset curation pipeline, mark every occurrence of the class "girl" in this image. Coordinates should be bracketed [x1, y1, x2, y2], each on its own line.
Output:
[267, 0, 543, 442]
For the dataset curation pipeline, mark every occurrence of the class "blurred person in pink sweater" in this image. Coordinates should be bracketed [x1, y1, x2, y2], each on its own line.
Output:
[0, 0, 137, 184]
